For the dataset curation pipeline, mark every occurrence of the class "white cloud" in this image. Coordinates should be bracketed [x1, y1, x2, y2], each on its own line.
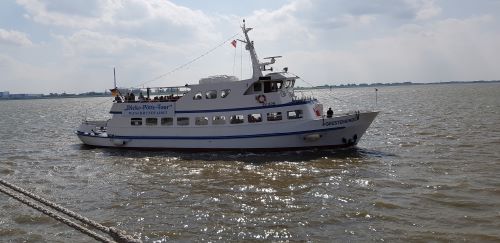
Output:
[0, 28, 33, 46]
[407, 0, 442, 20]
[0, 54, 67, 93]
[15, 0, 219, 42]
[56, 30, 180, 57]
[2, 0, 499, 94]
[285, 15, 500, 84]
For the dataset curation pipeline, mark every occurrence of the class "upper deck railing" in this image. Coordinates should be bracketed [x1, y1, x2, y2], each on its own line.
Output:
[114, 86, 191, 103]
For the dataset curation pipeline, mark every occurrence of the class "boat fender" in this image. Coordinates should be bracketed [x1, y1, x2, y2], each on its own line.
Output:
[111, 139, 127, 146]
[342, 137, 347, 144]
[304, 133, 322, 141]
[256, 95, 266, 103]
[353, 134, 358, 142]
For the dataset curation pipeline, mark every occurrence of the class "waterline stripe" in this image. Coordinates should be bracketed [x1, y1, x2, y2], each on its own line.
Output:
[77, 126, 345, 140]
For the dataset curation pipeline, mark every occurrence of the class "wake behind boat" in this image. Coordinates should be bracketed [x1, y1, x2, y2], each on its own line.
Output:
[76, 21, 378, 150]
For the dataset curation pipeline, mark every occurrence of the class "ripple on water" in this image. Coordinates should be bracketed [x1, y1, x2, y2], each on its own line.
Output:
[1, 85, 500, 242]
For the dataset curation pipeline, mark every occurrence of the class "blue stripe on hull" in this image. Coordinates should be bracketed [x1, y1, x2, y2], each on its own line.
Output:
[77, 126, 344, 140]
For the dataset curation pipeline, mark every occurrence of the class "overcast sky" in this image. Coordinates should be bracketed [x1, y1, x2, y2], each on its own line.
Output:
[1, 0, 499, 94]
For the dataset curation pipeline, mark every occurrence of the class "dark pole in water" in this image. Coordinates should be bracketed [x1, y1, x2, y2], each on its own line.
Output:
[375, 88, 378, 106]
[113, 68, 117, 88]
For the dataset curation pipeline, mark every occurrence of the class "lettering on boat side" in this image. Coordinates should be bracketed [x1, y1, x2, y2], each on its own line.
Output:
[123, 104, 173, 116]
[322, 115, 359, 127]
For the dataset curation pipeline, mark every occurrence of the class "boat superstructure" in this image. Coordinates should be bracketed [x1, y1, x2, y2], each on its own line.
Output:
[76, 21, 378, 150]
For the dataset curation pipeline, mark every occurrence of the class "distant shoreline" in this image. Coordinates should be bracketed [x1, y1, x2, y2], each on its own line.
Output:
[1, 80, 499, 101]
[295, 80, 500, 90]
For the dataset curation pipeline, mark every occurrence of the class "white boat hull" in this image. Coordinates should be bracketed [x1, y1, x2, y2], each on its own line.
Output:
[76, 112, 378, 150]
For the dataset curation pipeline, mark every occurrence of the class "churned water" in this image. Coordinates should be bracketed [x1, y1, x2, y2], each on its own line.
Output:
[0, 83, 499, 242]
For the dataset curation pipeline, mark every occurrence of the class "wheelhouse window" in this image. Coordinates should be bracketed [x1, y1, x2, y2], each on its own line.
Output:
[212, 115, 226, 125]
[177, 117, 190, 126]
[195, 117, 209, 125]
[131, 118, 142, 126]
[267, 112, 282, 121]
[248, 113, 262, 123]
[287, 110, 303, 119]
[146, 118, 158, 126]
[230, 115, 244, 124]
[285, 80, 295, 88]
[253, 82, 262, 92]
[206, 90, 217, 99]
[193, 92, 202, 100]
[264, 81, 284, 93]
[221, 89, 230, 98]
[161, 117, 173, 126]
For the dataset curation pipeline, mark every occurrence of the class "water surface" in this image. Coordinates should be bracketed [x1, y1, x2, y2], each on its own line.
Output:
[1, 83, 499, 242]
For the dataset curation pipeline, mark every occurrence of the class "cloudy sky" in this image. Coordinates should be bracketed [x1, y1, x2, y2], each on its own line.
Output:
[1, 0, 499, 94]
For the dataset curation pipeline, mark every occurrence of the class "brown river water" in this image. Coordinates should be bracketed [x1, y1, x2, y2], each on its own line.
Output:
[1, 83, 499, 242]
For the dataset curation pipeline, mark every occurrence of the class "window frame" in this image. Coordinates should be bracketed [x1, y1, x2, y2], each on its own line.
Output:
[221, 89, 230, 98]
[161, 117, 173, 126]
[177, 117, 190, 126]
[205, 90, 217, 99]
[130, 118, 143, 126]
[145, 117, 158, 126]
[247, 113, 262, 123]
[212, 115, 226, 125]
[195, 116, 209, 125]
[229, 115, 245, 124]
[287, 110, 303, 120]
[266, 112, 283, 121]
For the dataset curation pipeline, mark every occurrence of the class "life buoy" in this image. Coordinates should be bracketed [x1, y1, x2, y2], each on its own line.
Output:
[256, 95, 266, 103]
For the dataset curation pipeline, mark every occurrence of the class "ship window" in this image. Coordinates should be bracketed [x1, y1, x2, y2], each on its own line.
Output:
[248, 113, 262, 123]
[195, 117, 209, 125]
[230, 115, 244, 124]
[177, 117, 190, 126]
[221, 89, 230, 98]
[206, 90, 217, 99]
[267, 112, 282, 121]
[264, 81, 283, 93]
[193, 92, 202, 100]
[278, 81, 283, 89]
[131, 118, 142, 126]
[287, 110, 303, 119]
[146, 118, 158, 126]
[161, 117, 173, 126]
[212, 115, 226, 125]
[253, 82, 262, 92]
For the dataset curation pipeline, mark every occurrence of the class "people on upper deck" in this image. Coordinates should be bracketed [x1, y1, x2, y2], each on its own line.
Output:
[139, 92, 145, 102]
[327, 108, 333, 118]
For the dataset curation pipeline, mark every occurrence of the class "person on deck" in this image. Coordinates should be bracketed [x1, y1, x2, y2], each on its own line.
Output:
[327, 108, 333, 118]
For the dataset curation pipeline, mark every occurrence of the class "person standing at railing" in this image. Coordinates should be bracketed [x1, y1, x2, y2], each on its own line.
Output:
[327, 108, 333, 118]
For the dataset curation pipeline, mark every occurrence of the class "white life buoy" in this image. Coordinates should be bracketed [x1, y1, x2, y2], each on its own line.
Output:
[256, 95, 266, 103]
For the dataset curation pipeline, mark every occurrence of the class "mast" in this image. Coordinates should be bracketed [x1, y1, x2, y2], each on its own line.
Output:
[241, 20, 263, 80]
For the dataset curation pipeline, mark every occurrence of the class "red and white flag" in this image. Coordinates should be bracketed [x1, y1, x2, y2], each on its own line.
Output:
[231, 39, 237, 48]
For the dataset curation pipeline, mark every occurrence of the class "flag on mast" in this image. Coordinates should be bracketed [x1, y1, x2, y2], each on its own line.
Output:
[231, 39, 237, 48]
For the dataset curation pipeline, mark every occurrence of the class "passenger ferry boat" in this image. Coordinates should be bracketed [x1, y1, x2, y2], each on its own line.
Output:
[76, 21, 378, 150]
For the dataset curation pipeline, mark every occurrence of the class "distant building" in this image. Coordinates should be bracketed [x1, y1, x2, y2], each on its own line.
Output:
[7, 93, 43, 99]
[0, 91, 9, 99]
